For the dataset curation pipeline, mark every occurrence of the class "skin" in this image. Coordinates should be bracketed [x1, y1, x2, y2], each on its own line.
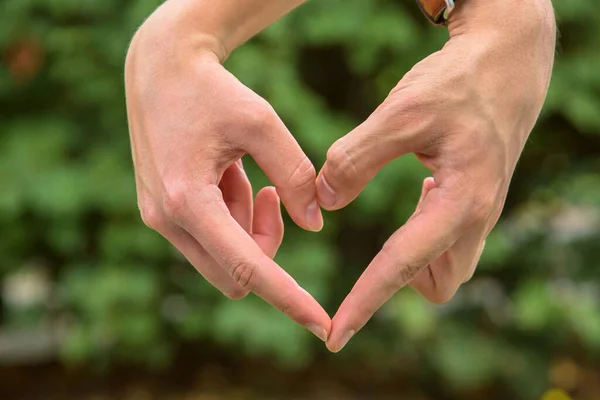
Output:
[318, 0, 557, 352]
[125, 0, 329, 342]
[125, 0, 556, 350]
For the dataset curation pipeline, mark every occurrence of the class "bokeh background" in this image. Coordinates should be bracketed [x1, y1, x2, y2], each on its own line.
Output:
[1, 1, 599, 399]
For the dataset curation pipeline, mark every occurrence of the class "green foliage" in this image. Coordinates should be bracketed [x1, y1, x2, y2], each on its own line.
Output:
[1, 1, 600, 398]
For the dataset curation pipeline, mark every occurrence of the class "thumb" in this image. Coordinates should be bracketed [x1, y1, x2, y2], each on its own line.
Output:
[316, 107, 417, 210]
[242, 105, 323, 232]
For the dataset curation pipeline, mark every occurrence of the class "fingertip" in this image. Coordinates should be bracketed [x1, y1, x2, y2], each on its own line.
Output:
[325, 309, 356, 353]
[256, 185, 278, 200]
[326, 327, 356, 353]
[276, 189, 322, 233]
[326, 327, 341, 353]
[305, 323, 328, 342]
[326, 340, 338, 353]
[291, 285, 332, 343]
[256, 150, 318, 233]
[316, 173, 338, 210]
[416, 177, 437, 213]
[253, 186, 284, 258]
[220, 163, 253, 232]
[298, 286, 331, 329]
[423, 176, 436, 189]
[306, 199, 324, 232]
[255, 186, 282, 219]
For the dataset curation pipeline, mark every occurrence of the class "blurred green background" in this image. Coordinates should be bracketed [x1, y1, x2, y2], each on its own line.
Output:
[1, 1, 599, 399]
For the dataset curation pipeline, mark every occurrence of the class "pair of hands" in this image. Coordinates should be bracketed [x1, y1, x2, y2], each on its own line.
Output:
[125, 0, 556, 352]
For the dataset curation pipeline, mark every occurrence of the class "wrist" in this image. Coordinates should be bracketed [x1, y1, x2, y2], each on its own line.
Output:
[128, 1, 229, 67]
[129, 0, 306, 65]
[448, 0, 556, 40]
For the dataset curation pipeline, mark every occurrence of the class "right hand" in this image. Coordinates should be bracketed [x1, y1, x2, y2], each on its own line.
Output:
[124, 5, 330, 341]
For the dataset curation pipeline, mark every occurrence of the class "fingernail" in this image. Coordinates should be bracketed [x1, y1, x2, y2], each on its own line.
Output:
[306, 200, 323, 232]
[305, 323, 328, 342]
[333, 330, 355, 353]
[316, 175, 337, 209]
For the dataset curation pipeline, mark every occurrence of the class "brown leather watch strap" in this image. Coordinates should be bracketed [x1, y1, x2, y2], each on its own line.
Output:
[416, 0, 448, 25]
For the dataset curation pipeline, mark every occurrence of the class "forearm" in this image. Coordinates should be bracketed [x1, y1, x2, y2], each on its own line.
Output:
[135, 0, 306, 62]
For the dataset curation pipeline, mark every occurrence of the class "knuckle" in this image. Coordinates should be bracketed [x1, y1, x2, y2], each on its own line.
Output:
[139, 200, 164, 231]
[396, 262, 424, 287]
[380, 244, 424, 289]
[286, 156, 316, 191]
[326, 141, 358, 186]
[161, 180, 189, 221]
[227, 259, 257, 292]
[275, 296, 294, 317]
[242, 100, 278, 133]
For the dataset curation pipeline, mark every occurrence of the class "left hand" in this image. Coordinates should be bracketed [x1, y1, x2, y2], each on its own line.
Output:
[316, 0, 557, 352]
[125, 2, 331, 341]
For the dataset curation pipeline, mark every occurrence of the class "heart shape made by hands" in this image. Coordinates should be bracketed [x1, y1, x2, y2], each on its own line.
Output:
[126, 1, 554, 352]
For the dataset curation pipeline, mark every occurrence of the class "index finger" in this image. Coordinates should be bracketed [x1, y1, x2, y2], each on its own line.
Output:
[173, 184, 330, 341]
[326, 184, 469, 352]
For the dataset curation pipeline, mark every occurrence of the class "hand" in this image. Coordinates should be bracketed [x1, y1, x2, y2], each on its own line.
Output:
[124, 5, 329, 341]
[317, 0, 556, 352]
